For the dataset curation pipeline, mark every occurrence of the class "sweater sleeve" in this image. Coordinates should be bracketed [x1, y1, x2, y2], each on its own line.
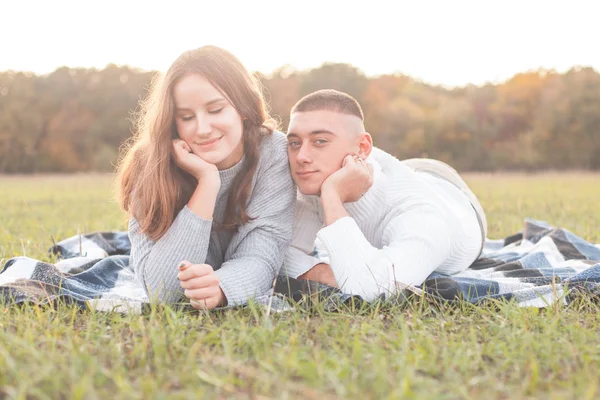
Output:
[283, 196, 325, 278]
[214, 134, 297, 306]
[316, 206, 452, 302]
[128, 206, 213, 303]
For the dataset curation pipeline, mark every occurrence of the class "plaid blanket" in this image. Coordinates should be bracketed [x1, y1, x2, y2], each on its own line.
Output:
[1, 219, 599, 313]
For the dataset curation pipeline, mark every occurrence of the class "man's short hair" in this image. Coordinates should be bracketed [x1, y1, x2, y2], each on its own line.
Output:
[291, 89, 364, 121]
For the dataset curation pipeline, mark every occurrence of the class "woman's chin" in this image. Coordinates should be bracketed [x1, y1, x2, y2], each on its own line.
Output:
[191, 150, 221, 165]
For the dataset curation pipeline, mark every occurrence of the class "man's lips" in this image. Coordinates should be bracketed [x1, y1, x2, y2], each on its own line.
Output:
[295, 170, 318, 177]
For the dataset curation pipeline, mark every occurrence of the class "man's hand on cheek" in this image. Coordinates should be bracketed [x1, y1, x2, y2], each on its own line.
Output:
[321, 154, 374, 203]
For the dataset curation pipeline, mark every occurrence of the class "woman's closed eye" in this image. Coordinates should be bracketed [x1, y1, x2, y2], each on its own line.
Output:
[208, 107, 224, 114]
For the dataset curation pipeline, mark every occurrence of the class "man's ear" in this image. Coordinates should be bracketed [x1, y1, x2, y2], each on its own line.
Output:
[358, 132, 373, 159]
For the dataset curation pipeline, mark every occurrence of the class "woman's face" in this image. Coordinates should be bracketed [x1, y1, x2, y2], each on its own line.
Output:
[173, 73, 244, 170]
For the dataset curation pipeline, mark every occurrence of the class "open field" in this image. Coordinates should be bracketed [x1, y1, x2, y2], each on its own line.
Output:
[1, 173, 599, 399]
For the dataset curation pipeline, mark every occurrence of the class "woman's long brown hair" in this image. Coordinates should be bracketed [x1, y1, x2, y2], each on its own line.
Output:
[116, 46, 276, 240]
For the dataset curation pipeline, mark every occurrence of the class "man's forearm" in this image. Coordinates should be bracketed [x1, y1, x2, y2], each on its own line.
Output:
[320, 188, 350, 226]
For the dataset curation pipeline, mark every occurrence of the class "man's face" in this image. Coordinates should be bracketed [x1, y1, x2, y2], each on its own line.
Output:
[287, 110, 363, 195]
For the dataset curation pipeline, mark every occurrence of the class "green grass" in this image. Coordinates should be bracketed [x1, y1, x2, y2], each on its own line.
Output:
[1, 173, 600, 399]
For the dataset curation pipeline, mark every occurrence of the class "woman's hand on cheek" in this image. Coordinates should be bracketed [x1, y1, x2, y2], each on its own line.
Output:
[172, 139, 220, 187]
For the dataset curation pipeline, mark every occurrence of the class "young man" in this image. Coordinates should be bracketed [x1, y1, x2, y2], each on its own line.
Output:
[284, 89, 487, 301]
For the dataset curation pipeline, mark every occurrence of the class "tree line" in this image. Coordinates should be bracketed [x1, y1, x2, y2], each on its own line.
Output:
[1, 63, 598, 173]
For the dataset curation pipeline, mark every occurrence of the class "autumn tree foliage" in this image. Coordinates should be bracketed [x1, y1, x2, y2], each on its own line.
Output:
[1, 64, 598, 173]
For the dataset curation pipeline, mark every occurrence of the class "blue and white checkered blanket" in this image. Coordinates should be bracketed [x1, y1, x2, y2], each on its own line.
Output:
[422, 219, 600, 307]
[1, 219, 599, 312]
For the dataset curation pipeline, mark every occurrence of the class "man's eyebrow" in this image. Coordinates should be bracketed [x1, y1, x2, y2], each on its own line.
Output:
[287, 130, 336, 137]
[310, 129, 336, 135]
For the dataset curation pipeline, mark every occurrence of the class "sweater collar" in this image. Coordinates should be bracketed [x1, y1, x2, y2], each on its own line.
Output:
[218, 154, 247, 189]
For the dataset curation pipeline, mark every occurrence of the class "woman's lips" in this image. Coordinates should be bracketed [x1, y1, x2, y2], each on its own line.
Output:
[196, 137, 222, 148]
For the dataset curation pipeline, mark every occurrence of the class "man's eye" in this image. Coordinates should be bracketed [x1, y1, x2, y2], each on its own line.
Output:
[314, 139, 328, 145]
[208, 107, 224, 114]
[287, 141, 301, 148]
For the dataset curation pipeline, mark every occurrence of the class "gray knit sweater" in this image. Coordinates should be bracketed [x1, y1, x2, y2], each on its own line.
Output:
[128, 131, 296, 305]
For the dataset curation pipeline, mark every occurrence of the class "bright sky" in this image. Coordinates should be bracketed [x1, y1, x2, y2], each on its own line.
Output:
[2, 0, 599, 87]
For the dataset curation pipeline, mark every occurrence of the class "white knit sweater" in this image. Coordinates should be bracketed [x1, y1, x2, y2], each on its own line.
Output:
[284, 147, 483, 301]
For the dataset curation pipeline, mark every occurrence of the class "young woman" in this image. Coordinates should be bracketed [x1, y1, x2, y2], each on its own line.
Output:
[116, 46, 296, 309]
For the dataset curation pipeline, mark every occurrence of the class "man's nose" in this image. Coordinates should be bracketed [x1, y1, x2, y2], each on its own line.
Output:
[295, 144, 312, 163]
